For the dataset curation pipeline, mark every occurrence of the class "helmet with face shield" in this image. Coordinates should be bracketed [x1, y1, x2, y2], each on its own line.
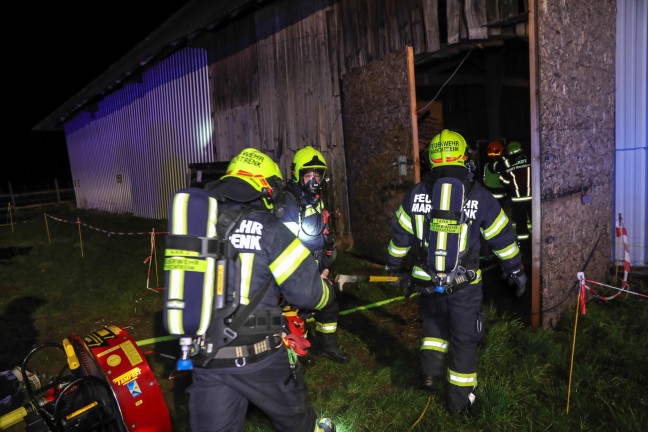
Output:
[291, 146, 328, 195]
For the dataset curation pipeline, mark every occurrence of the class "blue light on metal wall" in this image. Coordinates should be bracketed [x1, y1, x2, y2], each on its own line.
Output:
[64, 47, 213, 219]
[615, 0, 648, 266]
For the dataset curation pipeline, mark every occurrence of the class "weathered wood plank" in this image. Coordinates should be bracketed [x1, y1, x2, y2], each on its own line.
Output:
[408, 0, 426, 54]
[447, 0, 461, 44]
[421, 0, 440, 52]
[465, 0, 488, 40]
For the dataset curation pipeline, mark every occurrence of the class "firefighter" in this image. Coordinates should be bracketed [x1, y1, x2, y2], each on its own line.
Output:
[482, 140, 507, 204]
[189, 148, 336, 432]
[279, 146, 349, 364]
[385, 129, 527, 414]
[498, 140, 532, 250]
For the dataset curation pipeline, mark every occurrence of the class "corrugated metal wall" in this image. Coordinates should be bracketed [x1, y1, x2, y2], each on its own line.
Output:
[615, 0, 648, 266]
[65, 48, 213, 219]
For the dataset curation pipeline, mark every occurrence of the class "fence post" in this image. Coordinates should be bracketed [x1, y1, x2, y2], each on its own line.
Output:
[7, 182, 16, 208]
[54, 178, 61, 202]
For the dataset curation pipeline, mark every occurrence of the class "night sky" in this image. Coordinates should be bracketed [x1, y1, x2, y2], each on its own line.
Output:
[3, 2, 189, 191]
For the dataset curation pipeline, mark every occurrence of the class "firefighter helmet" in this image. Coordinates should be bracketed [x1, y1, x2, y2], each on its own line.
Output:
[429, 129, 469, 168]
[218, 148, 284, 210]
[486, 140, 504, 158]
[507, 141, 523, 155]
[291, 146, 328, 194]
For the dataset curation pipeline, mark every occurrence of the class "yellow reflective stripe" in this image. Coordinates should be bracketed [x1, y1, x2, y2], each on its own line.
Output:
[459, 223, 468, 252]
[304, 201, 324, 214]
[199, 264, 215, 336]
[238, 253, 254, 305]
[415, 214, 425, 240]
[269, 238, 311, 285]
[440, 182, 452, 207]
[283, 221, 299, 236]
[494, 242, 520, 260]
[469, 269, 482, 284]
[388, 239, 409, 257]
[315, 321, 337, 333]
[434, 183, 453, 271]
[396, 206, 413, 234]
[447, 369, 477, 387]
[412, 266, 431, 281]
[421, 337, 448, 353]
[314, 278, 331, 310]
[166, 310, 184, 335]
[207, 197, 218, 237]
[167, 266, 185, 334]
[172, 193, 190, 234]
[482, 209, 509, 240]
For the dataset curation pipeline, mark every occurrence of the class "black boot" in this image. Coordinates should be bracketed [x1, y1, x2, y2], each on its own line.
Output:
[312, 332, 349, 364]
[418, 375, 436, 392]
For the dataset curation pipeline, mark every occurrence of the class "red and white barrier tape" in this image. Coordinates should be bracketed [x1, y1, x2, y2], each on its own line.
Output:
[615, 214, 630, 289]
[576, 272, 646, 315]
[44, 213, 166, 236]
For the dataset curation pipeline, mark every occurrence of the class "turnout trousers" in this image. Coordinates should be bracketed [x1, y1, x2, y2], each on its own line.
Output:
[188, 348, 317, 432]
[418, 282, 485, 412]
[313, 299, 340, 341]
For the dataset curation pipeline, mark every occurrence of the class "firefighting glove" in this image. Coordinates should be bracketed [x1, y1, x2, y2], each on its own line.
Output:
[385, 266, 413, 296]
[508, 268, 528, 297]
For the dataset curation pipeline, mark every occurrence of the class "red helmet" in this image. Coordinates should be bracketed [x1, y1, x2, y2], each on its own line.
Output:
[487, 140, 504, 158]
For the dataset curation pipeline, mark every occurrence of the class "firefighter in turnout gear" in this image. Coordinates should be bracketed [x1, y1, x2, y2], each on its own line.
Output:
[188, 148, 336, 432]
[482, 140, 507, 204]
[497, 140, 532, 249]
[279, 146, 349, 364]
[385, 129, 527, 414]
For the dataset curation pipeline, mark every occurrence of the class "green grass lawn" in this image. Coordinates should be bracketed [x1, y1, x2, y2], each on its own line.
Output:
[1, 203, 646, 431]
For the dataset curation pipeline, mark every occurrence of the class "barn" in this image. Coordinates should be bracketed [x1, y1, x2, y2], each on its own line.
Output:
[33, 0, 647, 327]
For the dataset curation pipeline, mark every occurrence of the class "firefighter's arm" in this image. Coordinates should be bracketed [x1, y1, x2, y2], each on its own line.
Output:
[481, 205, 525, 296]
[386, 204, 414, 270]
[270, 225, 335, 311]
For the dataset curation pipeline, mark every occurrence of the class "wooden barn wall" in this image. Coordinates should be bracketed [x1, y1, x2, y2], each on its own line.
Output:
[205, 0, 350, 238]
[342, 49, 414, 260]
[537, 0, 616, 327]
[201, 0, 530, 250]
[335, 0, 529, 75]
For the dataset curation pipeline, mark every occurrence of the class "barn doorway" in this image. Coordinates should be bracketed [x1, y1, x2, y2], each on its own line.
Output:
[414, 39, 533, 323]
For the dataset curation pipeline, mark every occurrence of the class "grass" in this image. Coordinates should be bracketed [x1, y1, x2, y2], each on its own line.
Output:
[1, 203, 646, 431]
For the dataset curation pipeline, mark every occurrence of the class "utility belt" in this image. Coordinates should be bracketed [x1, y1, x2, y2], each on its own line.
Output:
[196, 334, 284, 369]
[414, 266, 477, 297]
[195, 308, 285, 368]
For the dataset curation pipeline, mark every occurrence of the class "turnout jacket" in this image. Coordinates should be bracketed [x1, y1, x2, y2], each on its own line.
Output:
[496, 152, 532, 201]
[219, 200, 333, 311]
[386, 168, 522, 285]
